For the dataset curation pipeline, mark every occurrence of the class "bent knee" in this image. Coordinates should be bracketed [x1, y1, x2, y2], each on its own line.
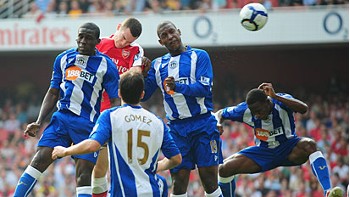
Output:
[300, 138, 317, 152]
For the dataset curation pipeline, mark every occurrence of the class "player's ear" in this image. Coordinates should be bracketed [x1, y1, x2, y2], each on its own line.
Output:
[118, 89, 122, 99]
[158, 39, 163, 46]
[117, 24, 121, 31]
[178, 29, 181, 35]
[140, 90, 145, 100]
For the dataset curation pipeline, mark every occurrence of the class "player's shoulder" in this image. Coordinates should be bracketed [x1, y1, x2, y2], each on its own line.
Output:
[55, 48, 77, 61]
[59, 48, 76, 56]
[188, 46, 208, 54]
[225, 102, 249, 114]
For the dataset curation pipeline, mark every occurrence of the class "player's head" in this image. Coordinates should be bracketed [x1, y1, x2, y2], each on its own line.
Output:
[246, 88, 272, 120]
[157, 21, 183, 52]
[119, 71, 144, 105]
[113, 17, 142, 48]
[76, 22, 101, 55]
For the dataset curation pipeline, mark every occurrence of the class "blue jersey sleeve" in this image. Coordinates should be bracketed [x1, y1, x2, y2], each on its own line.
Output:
[89, 110, 112, 146]
[143, 59, 159, 101]
[160, 123, 180, 158]
[103, 58, 120, 99]
[222, 102, 248, 122]
[272, 93, 294, 113]
[175, 49, 213, 97]
[50, 54, 64, 89]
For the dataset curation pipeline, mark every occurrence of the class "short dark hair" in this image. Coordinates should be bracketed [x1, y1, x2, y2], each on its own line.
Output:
[157, 21, 176, 38]
[80, 22, 100, 39]
[120, 71, 144, 105]
[122, 18, 142, 38]
[246, 88, 267, 105]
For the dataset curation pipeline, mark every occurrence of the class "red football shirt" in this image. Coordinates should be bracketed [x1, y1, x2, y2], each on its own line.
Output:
[97, 36, 144, 111]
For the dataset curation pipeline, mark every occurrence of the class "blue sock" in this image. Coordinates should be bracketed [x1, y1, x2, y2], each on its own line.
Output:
[309, 151, 331, 195]
[218, 175, 235, 197]
[76, 186, 92, 197]
[14, 166, 41, 197]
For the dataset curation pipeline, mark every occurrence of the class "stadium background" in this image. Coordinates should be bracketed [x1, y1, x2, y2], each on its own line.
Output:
[0, 0, 348, 196]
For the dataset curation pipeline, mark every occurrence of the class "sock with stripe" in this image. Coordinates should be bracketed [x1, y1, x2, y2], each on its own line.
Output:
[76, 186, 92, 197]
[13, 165, 42, 196]
[309, 151, 331, 195]
[218, 175, 235, 197]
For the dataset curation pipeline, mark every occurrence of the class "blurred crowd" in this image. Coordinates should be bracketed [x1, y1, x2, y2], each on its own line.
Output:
[0, 85, 348, 196]
[20, 0, 349, 20]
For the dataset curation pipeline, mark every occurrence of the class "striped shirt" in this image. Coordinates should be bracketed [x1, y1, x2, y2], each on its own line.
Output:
[222, 93, 297, 148]
[50, 48, 120, 122]
[143, 46, 214, 121]
[90, 104, 180, 196]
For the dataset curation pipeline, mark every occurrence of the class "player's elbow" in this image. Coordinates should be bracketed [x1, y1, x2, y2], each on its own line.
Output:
[172, 154, 182, 167]
[299, 103, 308, 114]
[88, 140, 101, 152]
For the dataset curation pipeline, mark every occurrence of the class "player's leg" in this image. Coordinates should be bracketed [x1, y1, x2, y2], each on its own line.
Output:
[170, 169, 191, 196]
[218, 153, 261, 197]
[287, 137, 341, 195]
[198, 166, 223, 197]
[92, 147, 109, 197]
[14, 112, 67, 196]
[168, 124, 193, 196]
[75, 158, 95, 197]
[14, 146, 54, 196]
[71, 114, 99, 197]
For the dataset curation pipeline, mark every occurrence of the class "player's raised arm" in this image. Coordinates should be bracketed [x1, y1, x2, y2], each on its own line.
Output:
[259, 82, 308, 114]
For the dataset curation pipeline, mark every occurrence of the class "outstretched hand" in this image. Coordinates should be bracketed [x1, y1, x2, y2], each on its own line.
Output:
[258, 82, 276, 98]
[141, 56, 151, 77]
[24, 122, 40, 137]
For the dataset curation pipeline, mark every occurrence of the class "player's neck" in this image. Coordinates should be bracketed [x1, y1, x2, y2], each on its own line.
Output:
[170, 45, 186, 57]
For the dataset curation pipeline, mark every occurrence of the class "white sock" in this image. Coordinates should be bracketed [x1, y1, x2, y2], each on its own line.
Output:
[76, 186, 92, 195]
[218, 175, 235, 183]
[205, 187, 223, 197]
[170, 193, 188, 197]
[26, 165, 42, 179]
[92, 176, 108, 194]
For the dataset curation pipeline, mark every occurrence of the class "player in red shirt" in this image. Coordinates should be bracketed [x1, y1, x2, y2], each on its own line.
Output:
[93, 17, 151, 197]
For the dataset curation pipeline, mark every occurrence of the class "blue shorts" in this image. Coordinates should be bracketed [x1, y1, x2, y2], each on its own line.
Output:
[239, 136, 301, 172]
[37, 110, 98, 164]
[168, 113, 223, 173]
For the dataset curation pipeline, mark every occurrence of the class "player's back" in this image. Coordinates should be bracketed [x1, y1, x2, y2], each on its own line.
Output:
[107, 104, 167, 196]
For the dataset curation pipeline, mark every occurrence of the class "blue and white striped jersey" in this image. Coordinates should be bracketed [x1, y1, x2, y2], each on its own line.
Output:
[222, 93, 297, 148]
[90, 104, 180, 197]
[143, 46, 214, 120]
[50, 48, 119, 123]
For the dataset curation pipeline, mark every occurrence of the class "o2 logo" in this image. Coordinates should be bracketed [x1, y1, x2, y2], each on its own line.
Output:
[323, 12, 348, 39]
[193, 16, 218, 43]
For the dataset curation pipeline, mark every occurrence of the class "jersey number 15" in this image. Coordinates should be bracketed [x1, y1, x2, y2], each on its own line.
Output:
[127, 129, 150, 165]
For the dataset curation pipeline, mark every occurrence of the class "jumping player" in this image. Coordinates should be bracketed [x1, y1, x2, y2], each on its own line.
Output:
[143, 21, 223, 197]
[215, 82, 344, 197]
[13, 22, 120, 197]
